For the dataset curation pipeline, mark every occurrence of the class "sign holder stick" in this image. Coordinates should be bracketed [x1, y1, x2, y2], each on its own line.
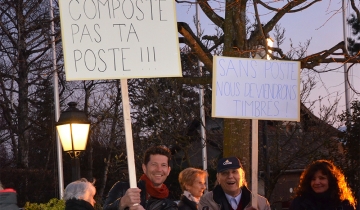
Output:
[121, 79, 137, 188]
[251, 119, 258, 207]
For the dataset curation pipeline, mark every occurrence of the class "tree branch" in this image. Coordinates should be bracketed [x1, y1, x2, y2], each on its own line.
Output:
[256, 0, 321, 13]
[178, 22, 213, 72]
[350, 0, 360, 23]
[197, 0, 224, 29]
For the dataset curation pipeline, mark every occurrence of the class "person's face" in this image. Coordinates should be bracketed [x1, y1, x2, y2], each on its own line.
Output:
[142, 154, 171, 188]
[186, 174, 207, 199]
[82, 185, 96, 207]
[311, 170, 329, 193]
[217, 168, 242, 197]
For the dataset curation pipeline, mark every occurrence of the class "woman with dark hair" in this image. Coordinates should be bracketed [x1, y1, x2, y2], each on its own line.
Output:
[178, 167, 207, 210]
[289, 159, 356, 210]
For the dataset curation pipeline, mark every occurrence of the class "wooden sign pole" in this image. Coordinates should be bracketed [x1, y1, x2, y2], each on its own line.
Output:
[121, 79, 137, 188]
[251, 119, 259, 207]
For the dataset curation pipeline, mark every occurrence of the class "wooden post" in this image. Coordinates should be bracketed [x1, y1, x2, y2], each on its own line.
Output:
[121, 79, 137, 188]
[251, 119, 258, 207]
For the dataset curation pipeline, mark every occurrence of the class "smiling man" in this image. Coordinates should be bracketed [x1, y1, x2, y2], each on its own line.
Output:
[103, 146, 178, 210]
[199, 157, 270, 210]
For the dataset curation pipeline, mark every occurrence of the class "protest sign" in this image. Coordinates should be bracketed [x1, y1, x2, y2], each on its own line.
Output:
[212, 56, 300, 121]
[59, 0, 181, 80]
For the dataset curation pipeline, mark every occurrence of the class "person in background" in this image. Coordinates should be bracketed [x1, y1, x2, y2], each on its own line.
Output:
[103, 145, 178, 210]
[289, 159, 356, 210]
[178, 167, 208, 210]
[0, 181, 20, 210]
[198, 156, 270, 210]
[63, 178, 96, 210]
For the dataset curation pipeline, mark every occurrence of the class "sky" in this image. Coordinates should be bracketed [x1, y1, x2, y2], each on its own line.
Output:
[176, 0, 360, 123]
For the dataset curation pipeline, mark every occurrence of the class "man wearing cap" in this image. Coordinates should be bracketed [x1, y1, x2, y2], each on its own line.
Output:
[198, 157, 270, 210]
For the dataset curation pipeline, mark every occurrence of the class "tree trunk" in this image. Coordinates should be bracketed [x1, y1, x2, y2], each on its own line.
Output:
[222, 0, 252, 184]
[17, 1, 30, 169]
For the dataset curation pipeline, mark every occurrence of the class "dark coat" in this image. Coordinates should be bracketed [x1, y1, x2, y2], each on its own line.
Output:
[65, 198, 94, 210]
[178, 195, 197, 210]
[103, 180, 178, 210]
[0, 189, 19, 210]
[289, 192, 355, 210]
[213, 185, 250, 210]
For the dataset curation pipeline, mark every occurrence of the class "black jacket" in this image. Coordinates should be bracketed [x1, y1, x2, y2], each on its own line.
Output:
[103, 180, 178, 210]
[178, 195, 197, 210]
[65, 199, 94, 210]
[289, 192, 355, 210]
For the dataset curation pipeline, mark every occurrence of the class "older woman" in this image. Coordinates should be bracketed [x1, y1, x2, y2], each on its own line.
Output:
[178, 167, 207, 210]
[64, 178, 96, 210]
[290, 160, 356, 210]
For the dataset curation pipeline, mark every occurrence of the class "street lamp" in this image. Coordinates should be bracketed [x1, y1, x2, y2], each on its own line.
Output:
[56, 102, 90, 181]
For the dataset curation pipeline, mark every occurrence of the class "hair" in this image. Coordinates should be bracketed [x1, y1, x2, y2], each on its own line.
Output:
[294, 159, 356, 207]
[178, 167, 208, 191]
[143, 145, 172, 165]
[216, 156, 247, 187]
[63, 178, 96, 201]
[217, 167, 247, 187]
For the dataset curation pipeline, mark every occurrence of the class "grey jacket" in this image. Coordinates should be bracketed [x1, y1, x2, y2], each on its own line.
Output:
[198, 185, 270, 210]
[0, 189, 19, 210]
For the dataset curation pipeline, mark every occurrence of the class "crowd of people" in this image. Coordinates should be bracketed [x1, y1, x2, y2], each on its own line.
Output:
[0, 145, 357, 210]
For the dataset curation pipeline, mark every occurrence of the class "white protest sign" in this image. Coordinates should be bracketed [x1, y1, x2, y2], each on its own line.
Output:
[59, 0, 182, 80]
[212, 56, 300, 121]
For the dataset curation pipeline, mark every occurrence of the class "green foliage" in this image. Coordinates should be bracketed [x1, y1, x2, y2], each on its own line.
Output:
[23, 198, 65, 210]
[347, 14, 360, 56]
[338, 101, 360, 194]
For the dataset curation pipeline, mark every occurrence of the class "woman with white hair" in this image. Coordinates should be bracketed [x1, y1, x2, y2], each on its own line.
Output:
[64, 178, 96, 210]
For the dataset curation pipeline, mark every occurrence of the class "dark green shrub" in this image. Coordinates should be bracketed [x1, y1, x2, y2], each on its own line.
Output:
[23, 198, 65, 210]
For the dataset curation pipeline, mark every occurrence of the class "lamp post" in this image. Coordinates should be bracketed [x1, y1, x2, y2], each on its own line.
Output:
[56, 102, 90, 181]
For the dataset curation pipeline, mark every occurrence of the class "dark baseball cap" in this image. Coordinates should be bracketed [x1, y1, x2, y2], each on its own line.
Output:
[217, 157, 242, 172]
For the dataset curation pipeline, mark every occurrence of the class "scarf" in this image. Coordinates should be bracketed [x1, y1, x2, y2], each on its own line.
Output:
[184, 190, 200, 204]
[140, 174, 169, 199]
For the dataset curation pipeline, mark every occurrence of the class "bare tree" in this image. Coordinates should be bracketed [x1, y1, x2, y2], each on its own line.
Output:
[0, 0, 67, 204]
[176, 0, 359, 182]
[0, 0, 61, 168]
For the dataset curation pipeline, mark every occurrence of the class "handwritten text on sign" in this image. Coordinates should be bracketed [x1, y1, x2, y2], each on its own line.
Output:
[59, 0, 182, 80]
[212, 56, 300, 121]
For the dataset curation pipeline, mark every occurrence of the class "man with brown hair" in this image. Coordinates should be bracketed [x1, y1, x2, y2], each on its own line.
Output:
[104, 145, 178, 210]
